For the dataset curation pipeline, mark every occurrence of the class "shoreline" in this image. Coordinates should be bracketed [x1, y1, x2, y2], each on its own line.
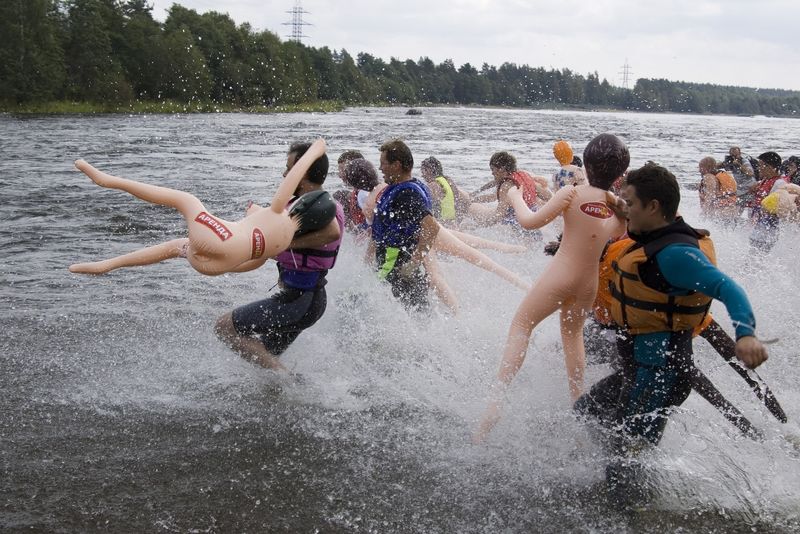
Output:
[2, 100, 796, 119]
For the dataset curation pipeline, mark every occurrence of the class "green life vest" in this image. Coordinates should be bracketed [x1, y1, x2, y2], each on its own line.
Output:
[435, 176, 456, 221]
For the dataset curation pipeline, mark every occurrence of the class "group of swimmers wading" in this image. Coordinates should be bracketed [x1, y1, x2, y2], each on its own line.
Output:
[70, 133, 780, 506]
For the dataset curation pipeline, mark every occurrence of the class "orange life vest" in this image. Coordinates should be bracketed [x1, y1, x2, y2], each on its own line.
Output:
[609, 222, 717, 335]
[596, 236, 715, 336]
[498, 170, 539, 207]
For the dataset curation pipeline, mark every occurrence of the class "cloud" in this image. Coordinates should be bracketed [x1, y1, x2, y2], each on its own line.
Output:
[148, 0, 800, 90]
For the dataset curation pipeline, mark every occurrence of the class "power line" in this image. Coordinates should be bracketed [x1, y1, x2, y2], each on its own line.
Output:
[282, 1, 311, 43]
[619, 58, 633, 89]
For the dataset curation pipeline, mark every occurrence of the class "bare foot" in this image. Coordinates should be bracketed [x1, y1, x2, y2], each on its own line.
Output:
[74, 159, 114, 188]
[69, 261, 110, 275]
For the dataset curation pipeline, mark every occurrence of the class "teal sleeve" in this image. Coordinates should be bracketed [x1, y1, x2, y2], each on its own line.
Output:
[656, 244, 756, 339]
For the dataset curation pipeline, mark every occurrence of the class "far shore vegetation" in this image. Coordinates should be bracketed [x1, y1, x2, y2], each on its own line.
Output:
[3, 1, 799, 118]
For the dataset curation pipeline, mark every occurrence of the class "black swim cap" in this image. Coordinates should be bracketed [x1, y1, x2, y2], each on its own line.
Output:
[583, 134, 630, 190]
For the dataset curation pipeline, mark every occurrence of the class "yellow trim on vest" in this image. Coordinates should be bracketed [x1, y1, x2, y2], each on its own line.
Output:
[378, 246, 401, 279]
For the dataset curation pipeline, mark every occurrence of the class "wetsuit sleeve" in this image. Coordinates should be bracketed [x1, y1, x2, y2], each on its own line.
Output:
[656, 244, 756, 339]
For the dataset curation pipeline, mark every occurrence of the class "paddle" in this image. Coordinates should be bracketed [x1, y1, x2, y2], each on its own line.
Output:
[690, 366, 763, 441]
[699, 321, 787, 424]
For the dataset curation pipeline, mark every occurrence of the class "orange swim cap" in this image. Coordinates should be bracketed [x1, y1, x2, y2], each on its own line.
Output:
[553, 140, 574, 166]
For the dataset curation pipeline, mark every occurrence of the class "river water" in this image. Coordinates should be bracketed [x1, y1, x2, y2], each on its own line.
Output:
[1, 107, 798, 532]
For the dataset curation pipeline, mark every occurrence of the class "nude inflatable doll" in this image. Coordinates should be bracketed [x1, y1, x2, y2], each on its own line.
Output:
[69, 139, 328, 276]
[474, 133, 629, 442]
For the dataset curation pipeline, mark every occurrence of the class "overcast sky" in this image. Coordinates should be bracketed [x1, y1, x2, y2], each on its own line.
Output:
[148, 0, 800, 91]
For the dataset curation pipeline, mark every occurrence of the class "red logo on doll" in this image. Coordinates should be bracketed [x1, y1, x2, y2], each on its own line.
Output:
[195, 212, 232, 241]
[251, 228, 266, 259]
[579, 202, 612, 219]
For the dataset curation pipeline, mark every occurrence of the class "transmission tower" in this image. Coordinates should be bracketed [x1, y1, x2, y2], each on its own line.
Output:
[619, 59, 633, 89]
[283, 1, 311, 43]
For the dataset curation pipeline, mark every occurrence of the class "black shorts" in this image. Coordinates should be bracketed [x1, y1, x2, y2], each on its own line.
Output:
[231, 286, 327, 356]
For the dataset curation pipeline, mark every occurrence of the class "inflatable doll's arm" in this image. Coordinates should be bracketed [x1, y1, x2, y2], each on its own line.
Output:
[270, 138, 326, 214]
[508, 184, 576, 229]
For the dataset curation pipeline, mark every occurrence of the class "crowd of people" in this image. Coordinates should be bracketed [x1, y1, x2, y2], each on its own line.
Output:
[697, 146, 800, 253]
[71, 134, 785, 506]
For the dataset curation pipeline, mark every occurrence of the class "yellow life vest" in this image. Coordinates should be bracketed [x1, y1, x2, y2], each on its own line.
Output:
[609, 223, 717, 335]
[434, 176, 456, 221]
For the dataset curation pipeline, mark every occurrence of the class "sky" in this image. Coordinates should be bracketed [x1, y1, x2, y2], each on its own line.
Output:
[148, 0, 800, 91]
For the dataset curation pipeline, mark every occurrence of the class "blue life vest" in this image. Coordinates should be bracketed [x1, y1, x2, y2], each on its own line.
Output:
[371, 180, 432, 248]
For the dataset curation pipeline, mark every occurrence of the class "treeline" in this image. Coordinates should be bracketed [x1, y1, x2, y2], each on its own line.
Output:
[2, 0, 799, 116]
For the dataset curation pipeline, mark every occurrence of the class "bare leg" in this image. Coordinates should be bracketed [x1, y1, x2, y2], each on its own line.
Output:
[215, 313, 287, 371]
[435, 228, 529, 291]
[423, 251, 459, 314]
[69, 238, 188, 274]
[75, 160, 204, 219]
[560, 301, 588, 401]
[447, 229, 527, 253]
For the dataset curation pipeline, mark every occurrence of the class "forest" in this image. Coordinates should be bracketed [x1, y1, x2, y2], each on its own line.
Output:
[2, 0, 799, 116]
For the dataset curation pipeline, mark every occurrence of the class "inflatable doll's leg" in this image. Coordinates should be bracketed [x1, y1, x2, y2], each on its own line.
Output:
[473, 283, 563, 442]
[69, 238, 188, 275]
[75, 160, 204, 219]
[560, 301, 589, 401]
[447, 229, 527, 253]
[423, 252, 459, 315]
[435, 228, 529, 291]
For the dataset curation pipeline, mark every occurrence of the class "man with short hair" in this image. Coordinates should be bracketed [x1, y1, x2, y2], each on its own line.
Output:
[719, 146, 756, 211]
[698, 156, 738, 223]
[215, 142, 344, 370]
[370, 139, 439, 310]
[469, 151, 551, 239]
[575, 163, 767, 492]
[749, 151, 786, 253]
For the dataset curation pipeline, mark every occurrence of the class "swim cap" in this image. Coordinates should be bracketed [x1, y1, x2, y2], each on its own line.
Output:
[553, 140, 574, 166]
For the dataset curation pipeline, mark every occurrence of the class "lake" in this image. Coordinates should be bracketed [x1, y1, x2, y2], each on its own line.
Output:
[1, 107, 798, 532]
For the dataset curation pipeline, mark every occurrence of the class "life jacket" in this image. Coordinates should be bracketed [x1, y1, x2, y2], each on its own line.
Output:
[595, 236, 715, 337]
[712, 171, 737, 207]
[609, 218, 717, 335]
[594, 237, 633, 326]
[497, 170, 538, 207]
[434, 176, 456, 221]
[348, 189, 366, 227]
[371, 179, 432, 248]
[750, 176, 784, 208]
[276, 198, 344, 290]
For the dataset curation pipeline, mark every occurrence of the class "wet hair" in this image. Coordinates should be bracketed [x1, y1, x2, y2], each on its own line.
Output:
[342, 159, 379, 191]
[489, 151, 517, 172]
[289, 141, 329, 185]
[571, 155, 583, 168]
[699, 156, 717, 172]
[420, 156, 443, 177]
[337, 150, 364, 165]
[379, 139, 414, 172]
[758, 151, 782, 170]
[583, 133, 630, 190]
[624, 163, 681, 221]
